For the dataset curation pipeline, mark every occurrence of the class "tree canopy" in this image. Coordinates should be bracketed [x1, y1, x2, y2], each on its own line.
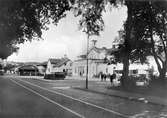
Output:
[0, 0, 121, 59]
[0, 0, 72, 59]
[130, 1, 167, 79]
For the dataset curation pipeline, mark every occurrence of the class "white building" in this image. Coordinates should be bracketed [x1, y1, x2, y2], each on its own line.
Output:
[72, 46, 115, 78]
[113, 63, 151, 76]
[46, 58, 72, 75]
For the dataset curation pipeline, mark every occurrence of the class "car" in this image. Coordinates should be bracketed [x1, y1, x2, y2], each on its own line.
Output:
[44, 72, 66, 80]
[0, 70, 4, 75]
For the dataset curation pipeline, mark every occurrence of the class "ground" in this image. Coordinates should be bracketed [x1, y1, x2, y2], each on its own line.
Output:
[0, 75, 167, 118]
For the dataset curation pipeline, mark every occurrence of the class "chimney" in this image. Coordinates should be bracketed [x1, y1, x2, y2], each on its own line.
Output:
[64, 54, 67, 58]
[91, 40, 97, 47]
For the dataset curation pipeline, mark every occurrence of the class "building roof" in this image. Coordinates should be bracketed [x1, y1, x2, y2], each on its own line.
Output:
[49, 59, 61, 64]
[74, 58, 105, 62]
[18, 65, 38, 71]
[78, 46, 116, 59]
[88, 46, 117, 55]
[49, 58, 70, 67]
[112, 35, 124, 46]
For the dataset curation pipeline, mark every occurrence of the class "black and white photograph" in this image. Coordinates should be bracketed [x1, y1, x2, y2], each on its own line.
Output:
[0, 0, 167, 117]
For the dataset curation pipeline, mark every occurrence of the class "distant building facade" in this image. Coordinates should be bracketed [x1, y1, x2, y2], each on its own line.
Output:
[72, 46, 115, 78]
[17, 65, 39, 76]
[46, 58, 72, 75]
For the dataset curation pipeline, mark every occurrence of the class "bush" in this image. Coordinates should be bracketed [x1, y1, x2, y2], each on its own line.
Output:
[123, 76, 137, 87]
[44, 72, 66, 80]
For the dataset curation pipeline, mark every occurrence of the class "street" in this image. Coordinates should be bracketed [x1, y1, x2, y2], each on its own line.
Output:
[0, 75, 167, 118]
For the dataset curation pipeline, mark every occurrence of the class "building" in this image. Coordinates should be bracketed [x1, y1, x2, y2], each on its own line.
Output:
[46, 57, 72, 75]
[113, 63, 151, 76]
[17, 65, 39, 76]
[72, 44, 115, 78]
[36, 62, 47, 75]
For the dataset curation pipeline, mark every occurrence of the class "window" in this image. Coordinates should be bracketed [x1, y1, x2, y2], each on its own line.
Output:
[132, 70, 138, 74]
[106, 68, 108, 73]
[75, 68, 77, 73]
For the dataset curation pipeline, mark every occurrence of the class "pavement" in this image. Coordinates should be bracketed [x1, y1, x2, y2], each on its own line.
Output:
[7, 74, 167, 107]
[68, 76, 167, 107]
[74, 83, 167, 107]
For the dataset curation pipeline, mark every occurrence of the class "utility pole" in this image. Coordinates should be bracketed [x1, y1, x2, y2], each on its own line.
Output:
[86, 35, 89, 89]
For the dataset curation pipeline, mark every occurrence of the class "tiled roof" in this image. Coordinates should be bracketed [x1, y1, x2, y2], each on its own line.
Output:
[49, 58, 70, 67]
[88, 47, 114, 54]
[77, 46, 117, 60]
[77, 54, 87, 59]
[18, 65, 38, 70]
[49, 58, 61, 64]
[112, 36, 124, 44]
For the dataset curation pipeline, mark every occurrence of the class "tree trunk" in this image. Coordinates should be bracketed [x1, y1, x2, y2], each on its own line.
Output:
[121, 54, 130, 87]
[121, 1, 133, 87]
[158, 62, 167, 80]
[159, 69, 166, 79]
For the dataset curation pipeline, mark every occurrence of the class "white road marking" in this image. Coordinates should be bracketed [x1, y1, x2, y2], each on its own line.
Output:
[10, 79, 85, 118]
[14, 78, 129, 118]
[53, 86, 70, 89]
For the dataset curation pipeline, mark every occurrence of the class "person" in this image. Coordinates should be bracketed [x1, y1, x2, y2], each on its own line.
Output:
[100, 72, 104, 81]
[110, 72, 116, 85]
[103, 73, 106, 81]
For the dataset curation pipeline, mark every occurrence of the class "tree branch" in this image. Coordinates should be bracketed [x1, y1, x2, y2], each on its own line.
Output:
[157, 55, 164, 66]
[150, 29, 162, 71]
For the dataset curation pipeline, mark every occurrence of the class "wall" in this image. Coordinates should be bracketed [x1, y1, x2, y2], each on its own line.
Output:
[46, 61, 53, 74]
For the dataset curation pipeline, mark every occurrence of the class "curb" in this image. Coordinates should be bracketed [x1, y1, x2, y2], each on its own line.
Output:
[73, 87, 165, 107]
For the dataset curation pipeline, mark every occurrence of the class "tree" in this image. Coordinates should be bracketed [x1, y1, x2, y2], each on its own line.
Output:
[114, 1, 167, 80]
[73, 0, 106, 36]
[0, 0, 72, 59]
[110, 1, 152, 86]
[120, 1, 134, 85]
[131, 1, 167, 79]
[3, 63, 16, 72]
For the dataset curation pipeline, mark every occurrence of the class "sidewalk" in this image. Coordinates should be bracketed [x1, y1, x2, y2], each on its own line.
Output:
[74, 82, 167, 107]
[65, 76, 102, 81]
[68, 75, 167, 106]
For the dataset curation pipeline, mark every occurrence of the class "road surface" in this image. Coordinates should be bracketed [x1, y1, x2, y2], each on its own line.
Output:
[0, 75, 167, 118]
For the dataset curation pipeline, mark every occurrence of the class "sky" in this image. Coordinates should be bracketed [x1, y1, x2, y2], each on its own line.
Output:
[7, 5, 127, 62]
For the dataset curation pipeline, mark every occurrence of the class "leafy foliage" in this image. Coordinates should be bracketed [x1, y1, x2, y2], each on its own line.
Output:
[73, 0, 106, 36]
[120, 1, 167, 78]
[0, 0, 120, 59]
[0, 0, 71, 59]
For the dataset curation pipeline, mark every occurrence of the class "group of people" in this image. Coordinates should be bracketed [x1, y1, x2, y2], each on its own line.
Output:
[100, 72, 119, 85]
[100, 72, 107, 81]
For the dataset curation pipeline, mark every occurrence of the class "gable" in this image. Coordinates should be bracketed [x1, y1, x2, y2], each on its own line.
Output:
[88, 49, 99, 58]
[49, 59, 61, 65]
[48, 58, 71, 68]
[78, 46, 112, 60]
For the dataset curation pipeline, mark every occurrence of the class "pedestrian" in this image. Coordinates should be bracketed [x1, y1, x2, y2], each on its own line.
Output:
[100, 72, 104, 81]
[110, 73, 116, 86]
[103, 74, 106, 81]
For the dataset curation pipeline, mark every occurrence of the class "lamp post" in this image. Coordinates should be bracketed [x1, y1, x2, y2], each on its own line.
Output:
[86, 35, 89, 89]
